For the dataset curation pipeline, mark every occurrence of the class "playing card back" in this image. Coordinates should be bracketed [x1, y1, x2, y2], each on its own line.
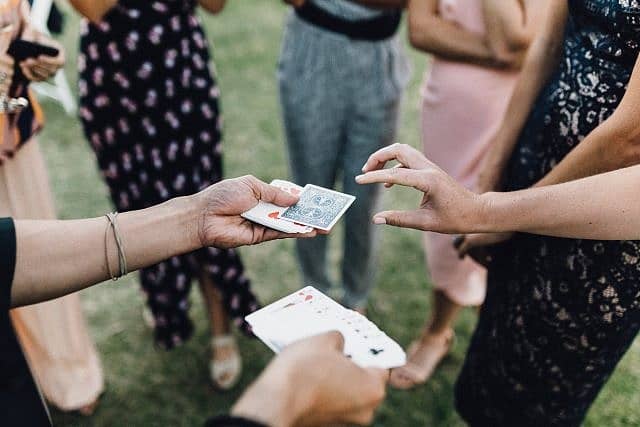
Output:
[279, 185, 356, 231]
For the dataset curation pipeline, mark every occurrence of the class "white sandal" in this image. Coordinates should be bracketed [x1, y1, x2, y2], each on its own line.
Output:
[210, 335, 242, 390]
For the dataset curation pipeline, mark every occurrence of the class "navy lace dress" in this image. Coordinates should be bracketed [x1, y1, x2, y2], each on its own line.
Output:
[455, 2, 640, 425]
[78, 0, 258, 349]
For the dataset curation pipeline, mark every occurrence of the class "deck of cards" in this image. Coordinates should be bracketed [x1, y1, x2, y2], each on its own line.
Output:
[246, 287, 406, 369]
[241, 180, 356, 233]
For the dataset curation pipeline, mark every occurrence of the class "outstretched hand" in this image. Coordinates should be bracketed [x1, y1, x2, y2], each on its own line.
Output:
[356, 144, 486, 234]
[195, 175, 316, 249]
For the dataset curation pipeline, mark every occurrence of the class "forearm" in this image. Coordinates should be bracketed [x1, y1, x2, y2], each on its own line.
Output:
[407, 0, 498, 67]
[480, 165, 640, 240]
[486, 2, 566, 167]
[12, 196, 202, 307]
[534, 119, 640, 188]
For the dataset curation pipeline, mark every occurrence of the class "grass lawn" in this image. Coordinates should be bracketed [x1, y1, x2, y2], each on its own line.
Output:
[40, 1, 639, 426]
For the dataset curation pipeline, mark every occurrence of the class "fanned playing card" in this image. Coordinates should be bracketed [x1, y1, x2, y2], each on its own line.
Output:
[279, 184, 356, 231]
[241, 179, 314, 234]
[246, 287, 406, 369]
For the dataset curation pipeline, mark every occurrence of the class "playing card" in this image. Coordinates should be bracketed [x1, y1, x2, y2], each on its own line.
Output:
[241, 180, 314, 234]
[279, 184, 356, 231]
[246, 287, 406, 369]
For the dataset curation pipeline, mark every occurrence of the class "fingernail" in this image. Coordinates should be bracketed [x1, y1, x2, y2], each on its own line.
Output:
[373, 217, 386, 225]
[355, 174, 363, 182]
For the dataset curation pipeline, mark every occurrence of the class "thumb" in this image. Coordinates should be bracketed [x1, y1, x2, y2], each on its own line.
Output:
[372, 210, 432, 231]
[248, 177, 299, 207]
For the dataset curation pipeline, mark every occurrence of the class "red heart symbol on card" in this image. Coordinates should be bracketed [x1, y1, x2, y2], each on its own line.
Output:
[268, 211, 280, 219]
[305, 295, 313, 301]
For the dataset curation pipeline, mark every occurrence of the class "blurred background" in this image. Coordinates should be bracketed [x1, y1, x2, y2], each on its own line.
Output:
[38, 1, 640, 425]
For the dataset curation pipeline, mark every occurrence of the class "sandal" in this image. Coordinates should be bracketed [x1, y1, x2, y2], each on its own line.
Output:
[389, 329, 455, 390]
[210, 334, 242, 391]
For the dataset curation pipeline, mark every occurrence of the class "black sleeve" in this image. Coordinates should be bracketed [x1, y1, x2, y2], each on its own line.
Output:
[0, 217, 16, 311]
[204, 415, 269, 427]
[0, 217, 52, 426]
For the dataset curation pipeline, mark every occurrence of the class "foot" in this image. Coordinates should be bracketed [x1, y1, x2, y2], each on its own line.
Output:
[389, 329, 455, 390]
[210, 334, 242, 391]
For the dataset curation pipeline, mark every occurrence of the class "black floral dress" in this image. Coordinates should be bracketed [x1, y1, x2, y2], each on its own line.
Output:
[455, 1, 640, 426]
[78, 0, 258, 349]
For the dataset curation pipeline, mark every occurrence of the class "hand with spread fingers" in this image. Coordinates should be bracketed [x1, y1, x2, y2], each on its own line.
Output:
[355, 143, 486, 234]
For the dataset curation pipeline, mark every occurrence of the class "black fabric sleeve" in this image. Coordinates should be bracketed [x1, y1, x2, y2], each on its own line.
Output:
[0, 217, 16, 310]
[204, 415, 269, 427]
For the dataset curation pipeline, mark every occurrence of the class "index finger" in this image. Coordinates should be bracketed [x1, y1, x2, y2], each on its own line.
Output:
[361, 143, 430, 173]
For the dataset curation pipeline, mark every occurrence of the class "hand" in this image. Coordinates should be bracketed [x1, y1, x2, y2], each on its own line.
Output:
[454, 232, 514, 266]
[194, 175, 317, 249]
[232, 332, 388, 426]
[356, 144, 487, 234]
[19, 29, 65, 82]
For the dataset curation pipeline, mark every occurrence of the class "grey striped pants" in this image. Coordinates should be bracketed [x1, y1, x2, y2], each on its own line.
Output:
[277, 13, 409, 308]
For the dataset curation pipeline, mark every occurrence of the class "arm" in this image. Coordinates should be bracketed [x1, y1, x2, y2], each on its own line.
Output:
[198, 0, 226, 14]
[481, 0, 547, 66]
[11, 176, 315, 308]
[67, 0, 117, 23]
[407, 0, 499, 68]
[478, 1, 568, 191]
[356, 144, 640, 240]
[534, 55, 640, 187]
[481, 166, 640, 240]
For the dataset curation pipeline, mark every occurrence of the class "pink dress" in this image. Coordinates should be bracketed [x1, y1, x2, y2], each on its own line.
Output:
[421, 0, 519, 306]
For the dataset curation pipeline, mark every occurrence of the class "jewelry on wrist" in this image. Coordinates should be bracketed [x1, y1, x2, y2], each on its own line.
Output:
[104, 212, 128, 280]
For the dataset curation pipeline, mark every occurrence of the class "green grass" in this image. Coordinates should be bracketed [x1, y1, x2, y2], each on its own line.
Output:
[41, 1, 640, 426]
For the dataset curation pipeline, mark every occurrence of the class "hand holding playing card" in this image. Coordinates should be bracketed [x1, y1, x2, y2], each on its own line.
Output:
[194, 175, 317, 249]
[356, 143, 488, 234]
[232, 332, 388, 427]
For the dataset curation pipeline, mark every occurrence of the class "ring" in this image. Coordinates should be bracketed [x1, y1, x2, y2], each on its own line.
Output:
[0, 72, 7, 84]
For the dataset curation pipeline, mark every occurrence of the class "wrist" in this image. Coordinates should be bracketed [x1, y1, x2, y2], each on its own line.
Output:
[168, 194, 205, 253]
[476, 192, 501, 233]
[231, 368, 306, 427]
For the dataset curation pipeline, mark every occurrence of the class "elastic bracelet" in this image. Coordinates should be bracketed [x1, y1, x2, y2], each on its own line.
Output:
[104, 212, 128, 280]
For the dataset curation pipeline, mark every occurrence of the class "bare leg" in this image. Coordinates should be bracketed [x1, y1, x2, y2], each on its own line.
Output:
[198, 271, 230, 336]
[390, 290, 461, 390]
[422, 289, 461, 339]
[198, 271, 241, 390]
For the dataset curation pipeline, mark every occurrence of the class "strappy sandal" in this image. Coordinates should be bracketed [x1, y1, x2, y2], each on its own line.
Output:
[389, 329, 455, 390]
[210, 335, 242, 391]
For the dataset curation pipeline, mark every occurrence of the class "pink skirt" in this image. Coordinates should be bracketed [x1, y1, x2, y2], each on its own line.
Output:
[420, 59, 517, 306]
